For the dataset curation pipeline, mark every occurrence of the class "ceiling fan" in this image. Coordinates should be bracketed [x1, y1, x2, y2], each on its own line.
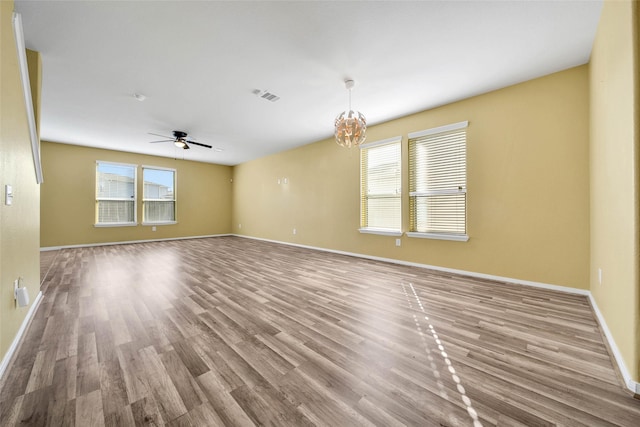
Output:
[148, 130, 212, 150]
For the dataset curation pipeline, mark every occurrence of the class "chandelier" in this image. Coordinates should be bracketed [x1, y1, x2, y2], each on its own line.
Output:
[334, 79, 366, 148]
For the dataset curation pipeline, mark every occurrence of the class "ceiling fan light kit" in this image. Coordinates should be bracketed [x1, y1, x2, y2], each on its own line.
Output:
[148, 130, 212, 150]
[334, 79, 367, 148]
[174, 140, 188, 149]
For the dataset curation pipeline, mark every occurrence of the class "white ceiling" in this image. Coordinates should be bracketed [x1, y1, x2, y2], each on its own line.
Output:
[16, 0, 602, 166]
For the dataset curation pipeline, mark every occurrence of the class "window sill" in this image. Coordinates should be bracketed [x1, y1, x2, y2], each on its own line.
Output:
[94, 222, 137, 228]
[142, 221, 177, 226]
[406, 232, 469, 242]
[359, 228, 403, 237]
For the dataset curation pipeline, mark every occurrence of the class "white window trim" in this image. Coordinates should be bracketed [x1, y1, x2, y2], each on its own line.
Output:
[408, 120, 468, 139]
[95, 160, 137, 226]
[94, 222, 138, 228]
[141, 165, 176, 173]
[142, 166, 177, 225]
[359, 228, 403, 237]
[408, 121, 468, 239]
[360, 136, 402, 233]
[142, 221, 177, 226]
[406, 231, 469, 242]
[359, 135, 402, 150]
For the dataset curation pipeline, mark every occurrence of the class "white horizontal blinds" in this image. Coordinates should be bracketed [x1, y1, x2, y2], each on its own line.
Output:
[143, 167, 176, 223]
[361, 138, 401, 230]
[409, 123, 467, 235]
[96, 162, 136, 224]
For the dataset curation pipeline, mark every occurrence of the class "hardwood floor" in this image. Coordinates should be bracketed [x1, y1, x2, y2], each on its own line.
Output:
[1, 236, 640, 426]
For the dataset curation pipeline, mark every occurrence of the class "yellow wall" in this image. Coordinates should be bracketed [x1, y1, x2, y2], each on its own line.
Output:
[589, 0, 639, 383]
[0, 1, 42, 360]
[40, 142, 233, 247]
[233, 66, 590, 290]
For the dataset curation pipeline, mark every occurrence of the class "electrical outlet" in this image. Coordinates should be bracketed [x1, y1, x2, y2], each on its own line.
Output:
[238, 223, 242, 229]
[598, 268, 602, 285]
[395, 239, 401, 247]
[293, 228, 297, 235]
[152, 226, 156, 232]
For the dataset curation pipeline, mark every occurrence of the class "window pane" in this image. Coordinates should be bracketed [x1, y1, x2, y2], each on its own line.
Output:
[409, 125, 467, 235]
[366, 197, 401, 229]
[413, 194, 466, 234]
[97, 200, 135, 223]
[144, 201, 175, 222]
[97, 163, 135, 199]
[143, 168, 176, 223]
[360, 139, 401, 231]
[367, 144, 401, 195]
[96, 162, 136, 224]
[143, 169, 174, 199]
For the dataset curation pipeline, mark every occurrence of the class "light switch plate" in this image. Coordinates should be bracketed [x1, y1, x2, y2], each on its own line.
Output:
[5, 185, 13, 206]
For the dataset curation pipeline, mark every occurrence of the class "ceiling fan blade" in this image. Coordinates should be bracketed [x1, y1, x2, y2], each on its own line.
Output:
[148, 132, 174, 139]
[183, 142, 191, 150]
[189, 141, 212, 149]
[149, 139, 173, 143]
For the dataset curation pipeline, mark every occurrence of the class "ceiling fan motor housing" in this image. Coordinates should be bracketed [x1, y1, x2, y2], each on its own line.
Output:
[173, 130, 188, 139]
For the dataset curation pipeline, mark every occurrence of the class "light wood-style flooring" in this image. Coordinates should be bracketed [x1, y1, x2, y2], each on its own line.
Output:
[1, 236, 640, 426]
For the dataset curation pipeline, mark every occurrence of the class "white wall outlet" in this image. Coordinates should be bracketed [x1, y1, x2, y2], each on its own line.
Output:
[293, 228, 297, 235]
[238, 223, 242, 229]
[598, 268, 602, 285]
[283, 177, 289, 184]
[277, 178, 281, 184]
[152, 226, 157, 232]
[396, 238, 401, 247]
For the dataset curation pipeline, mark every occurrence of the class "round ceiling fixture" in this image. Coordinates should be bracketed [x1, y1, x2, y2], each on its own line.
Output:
[334, 79, 366, 148]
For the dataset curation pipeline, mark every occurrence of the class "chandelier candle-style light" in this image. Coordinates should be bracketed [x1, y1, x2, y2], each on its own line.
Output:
[334, 79, 367, 148]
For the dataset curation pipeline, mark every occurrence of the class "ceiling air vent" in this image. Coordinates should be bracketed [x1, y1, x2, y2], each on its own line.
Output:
[252, 89, 280, 102]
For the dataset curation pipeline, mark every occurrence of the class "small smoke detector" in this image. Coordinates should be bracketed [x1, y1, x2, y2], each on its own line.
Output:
[252, 89, 280, 102]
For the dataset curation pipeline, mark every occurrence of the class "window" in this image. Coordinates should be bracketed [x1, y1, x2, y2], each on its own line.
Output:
[359, 136, 402, 236]
[408, 121, 468, 241]
[143, 167, 176, 224]
[96, 161, 137, 226]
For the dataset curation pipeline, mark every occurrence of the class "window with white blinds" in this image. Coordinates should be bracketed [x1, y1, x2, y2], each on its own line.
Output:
[359, 137, 402, 235]
[408, 121, 468, 241]
[96, 161, 137, 226]
[143, 167, 176, 224]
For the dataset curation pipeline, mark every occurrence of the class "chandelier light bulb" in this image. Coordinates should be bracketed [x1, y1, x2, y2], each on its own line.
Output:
[334, 79, 366, 148]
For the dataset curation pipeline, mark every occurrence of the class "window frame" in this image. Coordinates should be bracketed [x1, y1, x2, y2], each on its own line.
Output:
[95, 161, 138, 227]
[142, 165, 177, 226]
[407, 121, 469, 242]
[359, 136, 403, 237]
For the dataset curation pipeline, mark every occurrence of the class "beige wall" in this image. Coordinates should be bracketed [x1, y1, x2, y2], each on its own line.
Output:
[0, 1, 42, 360]
[40, 142, 232, 247]
[589, 0, 639, 383]
[233, 65, 591, 290]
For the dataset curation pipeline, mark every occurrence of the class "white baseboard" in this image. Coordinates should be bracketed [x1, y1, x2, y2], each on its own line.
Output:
[40, 233, 232, 251]
[234, 233, 638, 393]
[0, 291, 43, 380]
[588, 294, 640, 394]
[233, 234, 589, 296]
